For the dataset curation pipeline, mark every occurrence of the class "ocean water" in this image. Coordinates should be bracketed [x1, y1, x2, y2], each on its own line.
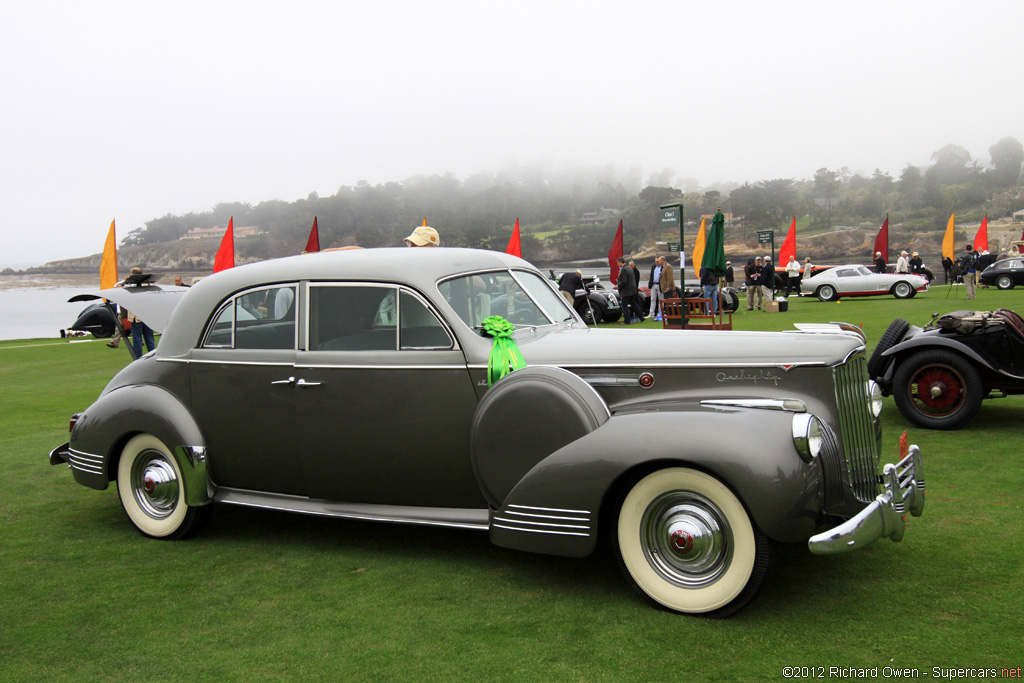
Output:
[0, 274, 107, 341]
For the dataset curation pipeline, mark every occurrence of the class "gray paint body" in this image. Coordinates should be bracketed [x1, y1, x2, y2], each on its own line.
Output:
[59, 248, 881, 556]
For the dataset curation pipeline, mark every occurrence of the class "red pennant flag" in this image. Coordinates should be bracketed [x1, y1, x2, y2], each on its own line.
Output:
[974, 214, 989, 253]
[873, 215, 889, 263]
[506, 218, 522, 258]
[213, 217, 235, 273]
[304, 216, 320, 253]
[608, 220, 624, 283]
[779, 216, 797, 265]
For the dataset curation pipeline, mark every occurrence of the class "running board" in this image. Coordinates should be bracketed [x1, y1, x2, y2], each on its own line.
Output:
[214, 487, 490, 530]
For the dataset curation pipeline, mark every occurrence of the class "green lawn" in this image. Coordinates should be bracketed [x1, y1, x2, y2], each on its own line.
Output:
[2, 284, 1022, 682]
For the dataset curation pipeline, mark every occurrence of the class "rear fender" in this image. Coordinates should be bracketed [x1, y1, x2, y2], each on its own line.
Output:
[490, 407, 821, 558]
[69, 384, 211, 505]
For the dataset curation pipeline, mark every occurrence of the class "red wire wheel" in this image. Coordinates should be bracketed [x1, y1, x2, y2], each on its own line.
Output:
[893, 349, 983, 430]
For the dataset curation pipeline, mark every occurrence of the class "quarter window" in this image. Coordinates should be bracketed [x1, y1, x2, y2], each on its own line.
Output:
[202, 286, 297, 349]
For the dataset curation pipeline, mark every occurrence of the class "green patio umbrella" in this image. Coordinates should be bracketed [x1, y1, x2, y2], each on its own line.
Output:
[702, 209, 728, 277]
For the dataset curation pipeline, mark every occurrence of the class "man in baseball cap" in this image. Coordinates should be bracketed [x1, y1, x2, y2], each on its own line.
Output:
[404, 226, 440, 247]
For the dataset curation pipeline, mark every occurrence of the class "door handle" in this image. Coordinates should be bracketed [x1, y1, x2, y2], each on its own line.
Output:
[271, 377, 296, 385]
[296, 378, 322, 387]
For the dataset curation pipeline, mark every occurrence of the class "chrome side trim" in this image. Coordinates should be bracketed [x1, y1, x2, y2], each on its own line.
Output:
[494, 504, 593, 537]
[169, 358, 294, 367]
[492, 524, 590, 538]
[469, 361, 827, 371]
[581, 375, 641, 387]
[214, 487, 489, 530]
[701, 398, 807, 412]
[294, 364, 469, 371]
[508, 503, 590, 514]
[67, 448, 104, 475]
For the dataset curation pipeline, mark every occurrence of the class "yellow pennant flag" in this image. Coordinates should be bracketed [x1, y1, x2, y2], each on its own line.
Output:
[942, 213, 956, 262]
[100, 220, 118, 289]
[692, 218, 706, 280]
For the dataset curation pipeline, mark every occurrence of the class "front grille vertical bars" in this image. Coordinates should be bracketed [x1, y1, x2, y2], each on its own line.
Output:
[832, 355, 881, 502]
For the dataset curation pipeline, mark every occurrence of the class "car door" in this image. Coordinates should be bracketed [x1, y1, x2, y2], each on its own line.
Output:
[189, 284, 305, 495]
[295, 283, 484, 508]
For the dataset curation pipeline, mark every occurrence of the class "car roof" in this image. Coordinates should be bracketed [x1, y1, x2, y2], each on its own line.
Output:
[159, 247, 534, 355]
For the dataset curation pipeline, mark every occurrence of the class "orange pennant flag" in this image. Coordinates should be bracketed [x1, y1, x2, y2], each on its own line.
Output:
[100, 220, 118, 289]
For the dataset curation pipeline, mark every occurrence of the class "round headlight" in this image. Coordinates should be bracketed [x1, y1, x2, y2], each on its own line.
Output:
[867, 380, 883, 418]
[792, 413, 825, 462]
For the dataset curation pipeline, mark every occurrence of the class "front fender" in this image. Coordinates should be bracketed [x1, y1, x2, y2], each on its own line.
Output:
[490, 406, 821, 558]
[69, 384, 210, 505]
[883, 335, 999, 374]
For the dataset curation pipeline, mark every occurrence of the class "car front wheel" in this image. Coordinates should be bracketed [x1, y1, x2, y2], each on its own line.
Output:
[614, 468, 772, 618]
[816, 285, 838, 302]
[996, 275, 1014, 290]
[892, 349, 984, 430]
[892, 281, 914, 299]
[117, 433, 211, 539]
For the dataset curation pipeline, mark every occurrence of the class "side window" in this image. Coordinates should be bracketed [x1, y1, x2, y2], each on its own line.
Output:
[399, 290, 452, 349]
[310, 285, 397, 351]
[836, 269, 856, 278]
[202, 286, 296, 349]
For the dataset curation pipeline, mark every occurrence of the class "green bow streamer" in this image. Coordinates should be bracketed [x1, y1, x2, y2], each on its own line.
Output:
[481, 315, 527, 386]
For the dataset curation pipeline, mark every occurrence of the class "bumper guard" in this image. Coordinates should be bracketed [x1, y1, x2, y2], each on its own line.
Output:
[808, 445, 925, 554]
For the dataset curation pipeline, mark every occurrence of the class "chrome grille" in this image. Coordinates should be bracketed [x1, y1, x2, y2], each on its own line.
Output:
[832, 354, 880, 502]
[818, 422, 844, 508]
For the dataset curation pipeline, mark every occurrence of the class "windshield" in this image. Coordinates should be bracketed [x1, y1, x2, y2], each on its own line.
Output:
[438, 269, 575, 330]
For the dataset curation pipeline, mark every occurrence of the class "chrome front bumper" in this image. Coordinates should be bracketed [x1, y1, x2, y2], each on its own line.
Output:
[808, 445, 925, 554]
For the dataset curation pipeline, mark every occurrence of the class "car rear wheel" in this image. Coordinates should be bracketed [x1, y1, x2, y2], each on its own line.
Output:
[892, 349, 984, 430]
[816, 285, 838, 302]
[996, 275, 1014, 290]
[892, 281, 914, 299]
[117, 434, 211, 539]
[614, 468, 772, 618]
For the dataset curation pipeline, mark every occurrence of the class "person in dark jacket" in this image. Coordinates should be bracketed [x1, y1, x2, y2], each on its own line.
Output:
[745, 257, 762, 311]
[874, 251, 887, 273]
[615, 257, 642, 323]
[725, 261, 734, 286]
[558, 269, 584, 305]
[761, 256, 776, 303]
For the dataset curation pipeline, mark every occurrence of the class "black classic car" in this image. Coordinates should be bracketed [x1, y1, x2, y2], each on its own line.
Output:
[551, 271, 623, 324]
[50, 248, 925, 617]
[869, 308, 1024, 429]
[979, 257, 1024, 290]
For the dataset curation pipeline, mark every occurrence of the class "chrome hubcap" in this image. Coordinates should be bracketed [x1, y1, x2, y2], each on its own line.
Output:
[641, 492, 732, 588]
[131, 450, 179, 519]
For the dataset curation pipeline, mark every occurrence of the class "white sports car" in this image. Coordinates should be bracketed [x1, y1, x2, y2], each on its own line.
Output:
[801, 264, 929, 302]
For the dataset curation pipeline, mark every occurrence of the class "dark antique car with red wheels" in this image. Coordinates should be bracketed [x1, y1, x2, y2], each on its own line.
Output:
[50, 248, 925, 617]
[869, 309, 1024, 429]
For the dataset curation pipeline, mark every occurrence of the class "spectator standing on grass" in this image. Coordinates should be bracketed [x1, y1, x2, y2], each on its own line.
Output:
[959, 244, 978, 300]
[725, 261, 734, 286]
[558, 269, 584, 306]
[874, 251, 887, 273]
[745, 257, 762, 311]
[615, 257, 642, 324]
[648, 258, 664, 322]
[909, 252, 923, 275]
[761, 256, 775, 305]
[784, 255, 801, 297]
[895, 251, 910, 274]
[942, 256, 954, 284]
[125, 267, 157, 358]
[700, 265, 720, 314]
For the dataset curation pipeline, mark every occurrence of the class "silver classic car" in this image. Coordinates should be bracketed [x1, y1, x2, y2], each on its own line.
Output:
[801, 264, 929, 301]
[50, 248, 925, 617]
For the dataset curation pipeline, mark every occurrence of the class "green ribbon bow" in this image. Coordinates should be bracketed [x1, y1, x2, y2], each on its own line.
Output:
[481, 315, 527, 386]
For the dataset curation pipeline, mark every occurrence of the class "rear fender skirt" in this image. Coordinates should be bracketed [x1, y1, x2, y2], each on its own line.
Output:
[490, 407, 822, 558]
[69, 384, 210, 504]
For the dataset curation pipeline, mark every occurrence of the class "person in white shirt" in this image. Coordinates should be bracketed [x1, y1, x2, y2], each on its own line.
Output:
[895, 251, 910, 274]
[784, 255, 802, 297]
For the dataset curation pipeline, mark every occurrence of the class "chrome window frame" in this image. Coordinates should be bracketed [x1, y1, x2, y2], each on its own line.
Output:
[200, 283, 299, 350]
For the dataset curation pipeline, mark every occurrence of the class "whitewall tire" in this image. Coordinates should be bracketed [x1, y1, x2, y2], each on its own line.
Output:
[614, 468, 772, 617]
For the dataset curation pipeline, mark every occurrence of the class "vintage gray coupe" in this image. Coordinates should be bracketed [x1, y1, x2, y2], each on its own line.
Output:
[50, 248, 925, 617]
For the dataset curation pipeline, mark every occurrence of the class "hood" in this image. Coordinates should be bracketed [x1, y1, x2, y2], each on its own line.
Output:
[68, 286, 189, 333]
[511, 326, 864, 369]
